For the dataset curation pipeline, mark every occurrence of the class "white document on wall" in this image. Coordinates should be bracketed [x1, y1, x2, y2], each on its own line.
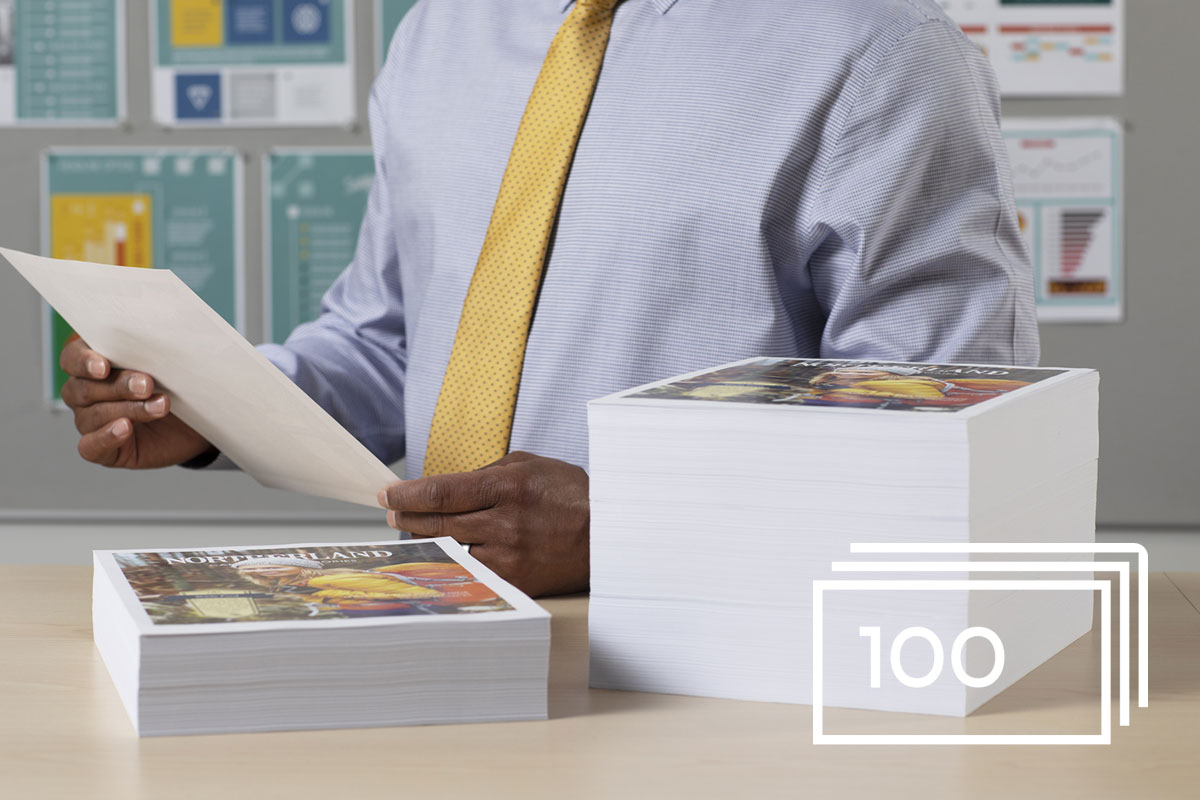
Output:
[1002, 117, 1124, 323]
[937, 0, 1124, 97]
[0, 247, 399, 506]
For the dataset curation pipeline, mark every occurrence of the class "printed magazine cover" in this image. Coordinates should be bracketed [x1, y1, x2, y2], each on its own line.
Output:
[114, 540, 514, 625]
[628, 358, 1068, 413]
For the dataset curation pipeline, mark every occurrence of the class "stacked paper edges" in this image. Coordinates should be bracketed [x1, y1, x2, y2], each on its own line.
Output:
[587, 357, 1099, 717]
[93, 537, 550, 736]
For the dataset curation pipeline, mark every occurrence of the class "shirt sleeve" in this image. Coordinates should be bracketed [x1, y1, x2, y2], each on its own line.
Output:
[805, 19, 1039, 367]
[255, 65, 408, 465]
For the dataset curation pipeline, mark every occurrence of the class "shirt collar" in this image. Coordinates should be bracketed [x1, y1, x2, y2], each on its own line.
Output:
[559, 0, 680, 14]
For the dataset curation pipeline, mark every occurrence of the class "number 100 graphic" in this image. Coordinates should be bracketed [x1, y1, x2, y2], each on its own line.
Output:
[812, 543, 1147, 746]
[858, 625, 1006, 690]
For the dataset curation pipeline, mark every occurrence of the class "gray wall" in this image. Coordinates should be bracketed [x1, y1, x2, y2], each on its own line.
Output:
[0, 3, 1196, 526]
[1003, 2, 1199, 526]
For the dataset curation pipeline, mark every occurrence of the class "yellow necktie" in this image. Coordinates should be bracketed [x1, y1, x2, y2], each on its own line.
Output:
[423, 0, 622, 476]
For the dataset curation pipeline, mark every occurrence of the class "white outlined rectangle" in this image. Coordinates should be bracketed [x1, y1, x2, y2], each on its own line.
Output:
[849, 542, 1147, 708]
[830, 561, 1130, 725]
[812, 580, 1111, 745]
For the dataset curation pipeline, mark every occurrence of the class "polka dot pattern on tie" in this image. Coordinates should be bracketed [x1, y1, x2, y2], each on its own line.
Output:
[423, 0, 623, 476]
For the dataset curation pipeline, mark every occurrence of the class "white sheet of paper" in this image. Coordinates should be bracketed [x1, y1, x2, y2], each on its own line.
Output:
[1, 247, 399, 507]
[936, 0, 1124, 97]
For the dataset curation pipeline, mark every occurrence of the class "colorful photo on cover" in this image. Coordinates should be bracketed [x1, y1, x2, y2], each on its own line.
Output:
[115, 541, 513, 625]
[629, 358, 1068, 413]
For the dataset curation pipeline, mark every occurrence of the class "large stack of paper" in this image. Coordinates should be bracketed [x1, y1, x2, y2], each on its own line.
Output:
[588, 358, 1099, 716]
[93, 538, 550, 736]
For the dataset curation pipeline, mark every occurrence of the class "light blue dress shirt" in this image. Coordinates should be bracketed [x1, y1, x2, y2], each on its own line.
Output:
[257, 0, 1039, 477]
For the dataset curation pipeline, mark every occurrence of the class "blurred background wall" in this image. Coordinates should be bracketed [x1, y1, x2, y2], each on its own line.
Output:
[0, 1, 1196, 562]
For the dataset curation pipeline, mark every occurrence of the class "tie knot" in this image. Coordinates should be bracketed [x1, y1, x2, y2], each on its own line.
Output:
[575, 0, 621, 12]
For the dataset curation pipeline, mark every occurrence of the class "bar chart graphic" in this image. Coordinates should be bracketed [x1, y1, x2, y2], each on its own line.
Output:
[1046, 207, 1111, 297]
[1060, 210, 1106, 276]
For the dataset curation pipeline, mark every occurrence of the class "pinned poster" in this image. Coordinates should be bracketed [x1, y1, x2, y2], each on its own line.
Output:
[1002, 118, 1123, 323]
[375, 0, 418, 69]
[937, 0, 1124, 96]
[151, 0, 355, 127]
[264, 149, 373, 343]
[0, 0, 125, 125]
[42, 149, 244, 403]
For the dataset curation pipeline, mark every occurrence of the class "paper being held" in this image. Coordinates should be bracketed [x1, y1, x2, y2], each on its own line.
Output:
[1, 247, 399, 507]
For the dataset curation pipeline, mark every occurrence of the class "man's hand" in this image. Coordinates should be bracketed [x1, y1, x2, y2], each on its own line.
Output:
[60, 336, 214, 469]
[378, 452, 589, 598]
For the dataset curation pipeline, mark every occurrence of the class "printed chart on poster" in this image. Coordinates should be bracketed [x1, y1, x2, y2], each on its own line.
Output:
[1003, 118, 1123, 323]
[0, 0, 125, 125]
[264, 149, 373, 343]
[937, 0, 1123, 96]
[151, 0, 355, 127]
[375, 0, 418, 69]
[42, 149, 244, 403]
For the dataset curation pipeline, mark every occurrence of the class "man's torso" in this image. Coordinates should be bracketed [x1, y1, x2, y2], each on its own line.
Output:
[380, 0, 963, 474]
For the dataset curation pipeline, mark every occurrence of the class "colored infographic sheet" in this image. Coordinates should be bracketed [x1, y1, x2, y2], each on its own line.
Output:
[152, 0, 354, 126]
[1003, 118, 1123, 323]
[937, 0, 1124, 96]
[0, 0, 124, 125]
[264, 149, 373, 343]
[42, 149, 243, 402]
[375, 0, 418, 68]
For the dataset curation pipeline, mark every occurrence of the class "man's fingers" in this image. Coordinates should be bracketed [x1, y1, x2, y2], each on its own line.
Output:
[479, 451, 538, 469]
[388, 510, 447, 538]
[386, 508, 513, 547]
[61, 370, 156, 408]
[378, 470, 506, 514]
[461, 544, 517, 585]
[59, 336, 110, 380]
[77, 418, 133, 465]
[73, 395, 169, 434]
[386, 509, 485, 544]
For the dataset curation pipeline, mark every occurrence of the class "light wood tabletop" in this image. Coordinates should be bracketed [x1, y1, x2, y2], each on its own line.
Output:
[0, 566, 1197, 800]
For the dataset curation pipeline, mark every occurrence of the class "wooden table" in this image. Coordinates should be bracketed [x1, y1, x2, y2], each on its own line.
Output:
[1, 566, 1197, 799]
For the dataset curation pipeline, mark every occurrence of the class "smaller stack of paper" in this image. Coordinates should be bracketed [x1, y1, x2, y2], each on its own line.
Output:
[93, 538, 550, 736]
